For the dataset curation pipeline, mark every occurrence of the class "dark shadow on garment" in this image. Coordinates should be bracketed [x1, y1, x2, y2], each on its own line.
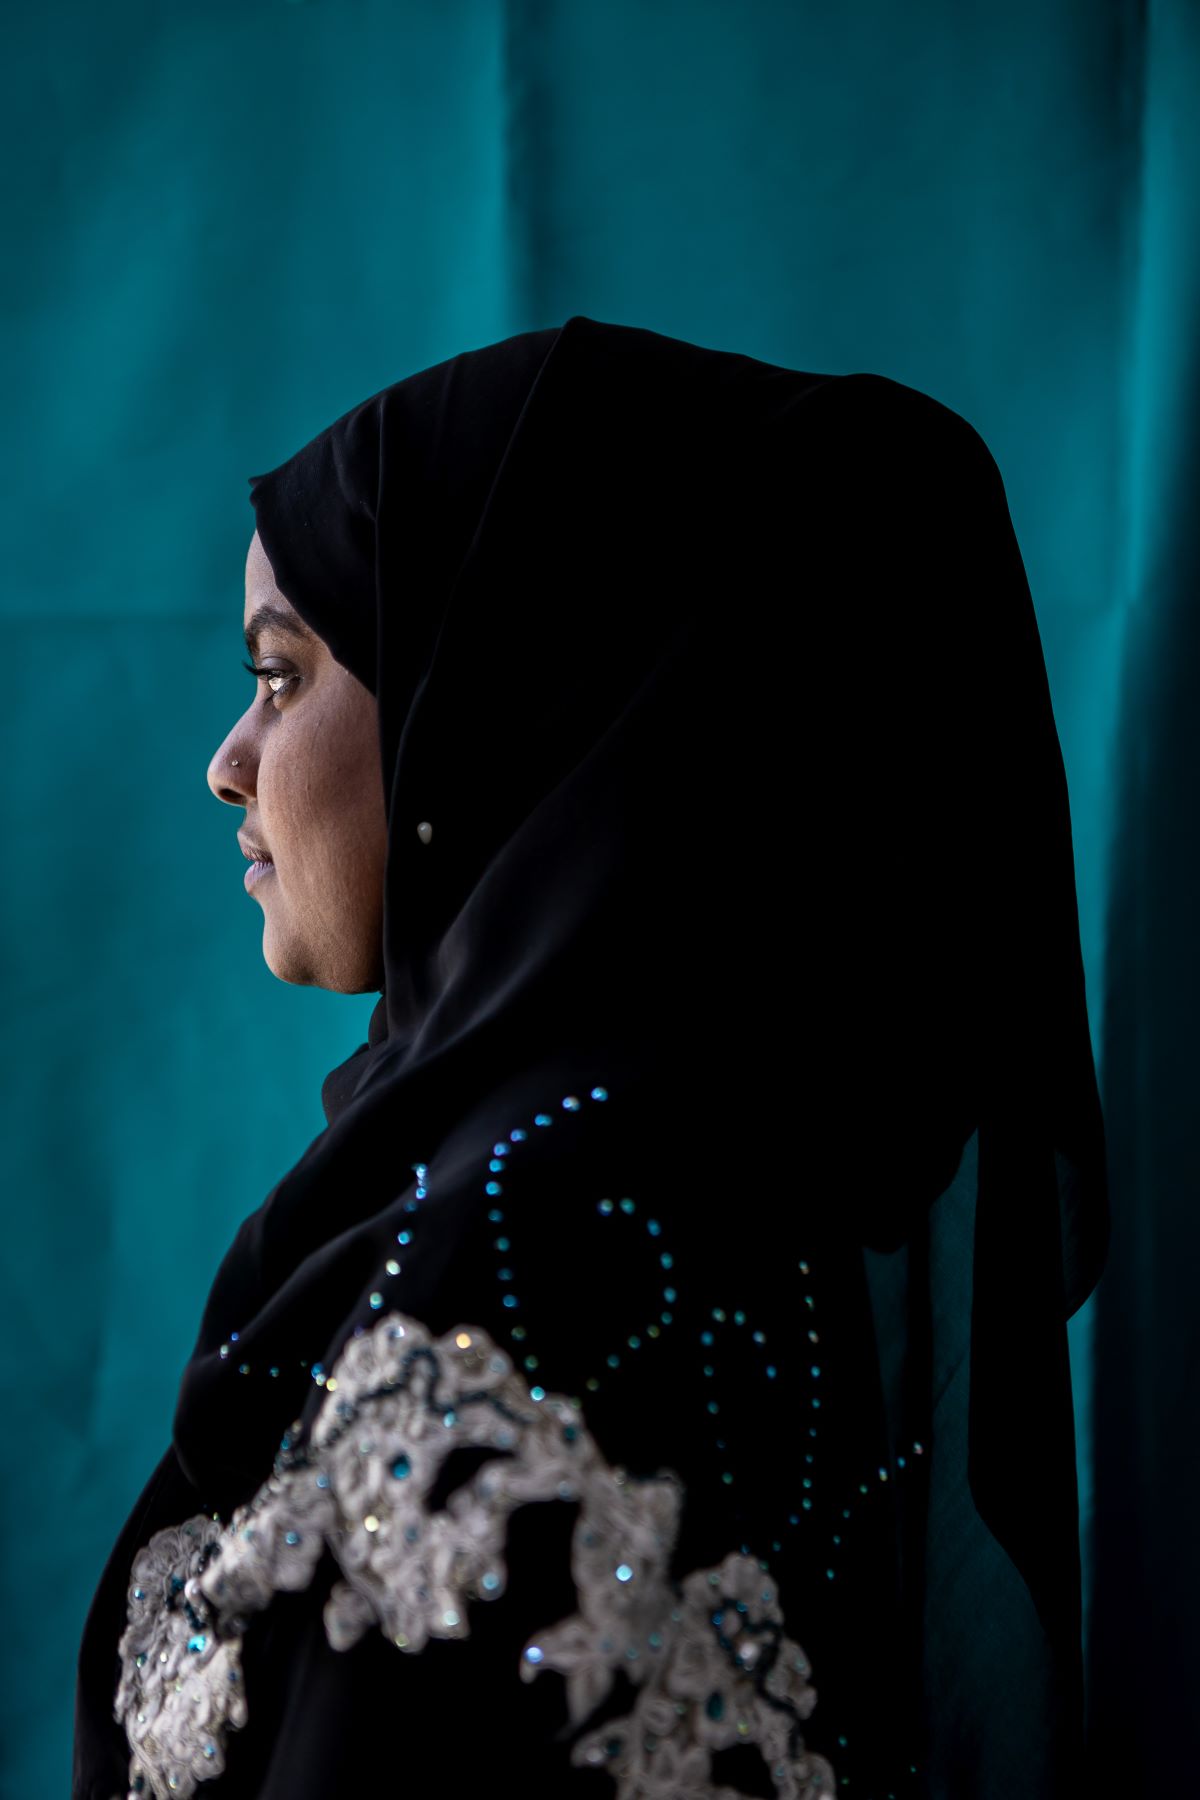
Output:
[864, 1131, 1073, 1800]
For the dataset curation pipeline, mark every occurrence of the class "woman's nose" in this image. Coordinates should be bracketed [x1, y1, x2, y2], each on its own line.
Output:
[207, 733, 252, 804]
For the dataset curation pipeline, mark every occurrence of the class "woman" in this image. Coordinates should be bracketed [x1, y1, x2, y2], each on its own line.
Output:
[73, 315, 1109, 1800]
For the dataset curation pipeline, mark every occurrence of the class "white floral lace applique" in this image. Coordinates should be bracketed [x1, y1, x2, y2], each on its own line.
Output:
[114, 1312, 837, 1800]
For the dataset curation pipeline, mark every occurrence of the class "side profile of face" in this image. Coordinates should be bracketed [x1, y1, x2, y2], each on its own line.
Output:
[207, 531, 389, 994]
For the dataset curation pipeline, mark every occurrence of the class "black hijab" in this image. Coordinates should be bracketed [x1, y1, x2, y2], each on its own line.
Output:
[76, 316, 1108, 1798]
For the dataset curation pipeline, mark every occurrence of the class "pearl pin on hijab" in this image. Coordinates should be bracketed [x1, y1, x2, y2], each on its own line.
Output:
[231, 758, 431, 842]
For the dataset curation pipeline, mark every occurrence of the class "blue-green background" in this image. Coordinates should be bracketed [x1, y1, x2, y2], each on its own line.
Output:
[2, 3, 1192, 1793]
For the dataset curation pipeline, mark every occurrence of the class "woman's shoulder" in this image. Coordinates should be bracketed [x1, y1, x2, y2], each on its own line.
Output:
[113, 1094, 840, 1798]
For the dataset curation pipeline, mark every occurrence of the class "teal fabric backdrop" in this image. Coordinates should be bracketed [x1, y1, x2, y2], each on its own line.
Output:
[1, 3, 1187, 1793]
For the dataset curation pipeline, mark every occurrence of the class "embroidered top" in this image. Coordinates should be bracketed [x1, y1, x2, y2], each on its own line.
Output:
[114, 1308, 836, 1800]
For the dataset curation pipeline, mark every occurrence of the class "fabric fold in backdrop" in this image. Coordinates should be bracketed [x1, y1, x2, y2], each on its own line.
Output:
[74, 315, 1108, 1800]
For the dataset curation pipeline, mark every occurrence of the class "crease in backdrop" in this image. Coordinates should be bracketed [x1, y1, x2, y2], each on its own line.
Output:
[0, 1, 1189, 1793]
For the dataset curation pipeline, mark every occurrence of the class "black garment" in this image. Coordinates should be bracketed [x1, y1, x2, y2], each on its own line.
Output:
[74, 317, 1108, 1800]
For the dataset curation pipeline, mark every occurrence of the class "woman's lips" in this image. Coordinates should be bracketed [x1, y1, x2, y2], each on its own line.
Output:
[243, 858, 275, 891]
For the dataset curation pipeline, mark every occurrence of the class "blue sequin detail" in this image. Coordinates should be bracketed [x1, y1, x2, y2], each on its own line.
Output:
[465, 1083, 909, 1585]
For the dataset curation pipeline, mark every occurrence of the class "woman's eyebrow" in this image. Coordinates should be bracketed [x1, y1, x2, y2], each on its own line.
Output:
[244, 603, 312, 657]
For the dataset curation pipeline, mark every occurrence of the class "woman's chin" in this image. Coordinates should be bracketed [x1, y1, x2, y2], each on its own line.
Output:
[259, 916, 311, 987]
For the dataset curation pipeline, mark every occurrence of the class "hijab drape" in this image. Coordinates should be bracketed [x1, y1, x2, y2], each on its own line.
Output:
[75, 315, 1108, 1800]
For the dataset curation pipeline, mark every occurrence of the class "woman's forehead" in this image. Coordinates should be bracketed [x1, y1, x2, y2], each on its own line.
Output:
[244, 532, 292, 615]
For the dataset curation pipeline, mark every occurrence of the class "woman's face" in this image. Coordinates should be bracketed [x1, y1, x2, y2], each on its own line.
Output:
[207, 531, 388, 993]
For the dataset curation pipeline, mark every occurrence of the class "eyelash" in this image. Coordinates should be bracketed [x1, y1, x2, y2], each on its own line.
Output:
[241, 659, 297, 703]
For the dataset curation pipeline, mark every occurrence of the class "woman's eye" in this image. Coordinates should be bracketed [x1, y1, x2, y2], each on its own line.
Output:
[240, 659, 296, 703]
